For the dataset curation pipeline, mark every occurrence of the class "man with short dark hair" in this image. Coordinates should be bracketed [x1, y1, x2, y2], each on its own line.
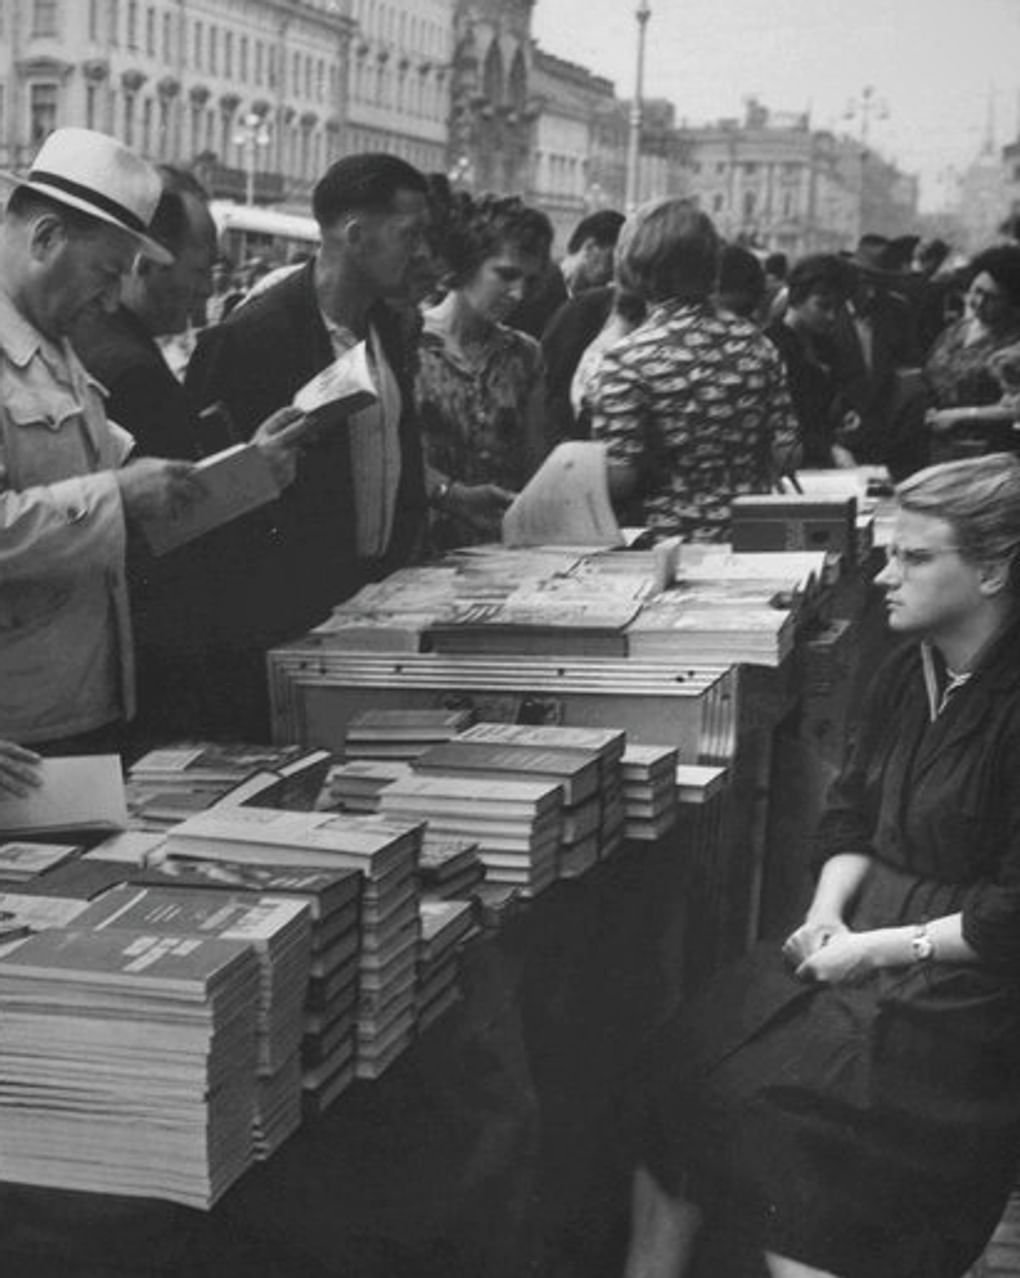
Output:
[535, 208, 627, 435]
[73, 166, 305, 744]
[0, 128, 201, 754]
[186, 153, 433, 738]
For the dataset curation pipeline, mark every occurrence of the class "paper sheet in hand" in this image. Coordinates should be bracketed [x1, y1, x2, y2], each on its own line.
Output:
[140, 442, 281, 556]
[0, 755, 127, 837]
[502, 441, 624, 548]
[292, 341, 378, 416]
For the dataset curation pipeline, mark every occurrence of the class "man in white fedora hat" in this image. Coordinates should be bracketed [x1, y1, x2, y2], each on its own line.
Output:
[0, 127, 203, 755]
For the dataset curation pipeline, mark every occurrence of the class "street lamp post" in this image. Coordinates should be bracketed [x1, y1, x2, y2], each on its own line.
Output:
[233, 112, 271, 206]
[624, 0, 651, 213]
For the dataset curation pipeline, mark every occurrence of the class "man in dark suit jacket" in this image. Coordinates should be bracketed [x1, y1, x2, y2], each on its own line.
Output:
[830, 257, 921, 470]
[73, 167, 305, 745]
[186, 153, 433, 737]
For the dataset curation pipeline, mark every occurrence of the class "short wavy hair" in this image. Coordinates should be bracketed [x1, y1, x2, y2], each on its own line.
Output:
[440, 193, 553, 289]
[786, 253, 855, 307]
[896, 452, 1020, 590]
[966, 244, 1020, 310]
[615, 198, 720, 304]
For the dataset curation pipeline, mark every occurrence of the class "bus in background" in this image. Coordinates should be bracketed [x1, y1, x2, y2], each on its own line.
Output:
[209, 200, 319, 267]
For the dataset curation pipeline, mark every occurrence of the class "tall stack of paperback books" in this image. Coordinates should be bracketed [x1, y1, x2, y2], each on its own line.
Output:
[133, 857, 364, 1118]
[0, 927, 260, 1208]
[379, 772, 562, 897]
[411, 731, 605, 881]
[159, 808, 423, 1081]
[342, 708, 475, 763]
[71, 885, 312, 1158]
[621, 744, 680, 841]
[454, 722, 628, 866]
[353, 816, 423, 1079]
[416, 898, 477, 1032]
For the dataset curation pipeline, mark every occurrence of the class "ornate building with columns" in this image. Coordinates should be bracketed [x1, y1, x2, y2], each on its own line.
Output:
[0, 0, 353, 204]
[447, 0, 536, 197]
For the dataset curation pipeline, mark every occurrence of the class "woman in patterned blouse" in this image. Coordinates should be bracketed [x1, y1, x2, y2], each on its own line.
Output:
[923, 244, 1020, 410]
[589, 198, 800, 542]
[416, 195, 556, 548]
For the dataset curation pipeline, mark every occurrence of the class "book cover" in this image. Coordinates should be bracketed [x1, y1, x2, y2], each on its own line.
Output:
[0, 841, 81, 881]
[140, 443, 281, 556]
[413, 740, 600, 806]
[0, 756, 127, 838]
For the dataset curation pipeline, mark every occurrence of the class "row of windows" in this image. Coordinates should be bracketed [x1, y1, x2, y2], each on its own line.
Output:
[353, 0, 448, 61]
[691, 159, 807, 177]
[707, 189, 807, 220]
[27, 79, 337, 184]
[350, 59, 447, 120]
[345, 125, 444, 175]
[535, 152, 587, 198]
[79, 3, 339, 103]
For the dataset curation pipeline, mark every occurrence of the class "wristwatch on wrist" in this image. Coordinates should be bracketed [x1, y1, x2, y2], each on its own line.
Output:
[910, 923, 935, 963]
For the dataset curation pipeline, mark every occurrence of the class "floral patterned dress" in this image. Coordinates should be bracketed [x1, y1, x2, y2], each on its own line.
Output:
[415, 315, 549, 547]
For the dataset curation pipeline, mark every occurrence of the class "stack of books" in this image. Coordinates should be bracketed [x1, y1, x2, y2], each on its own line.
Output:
[322, 759, 412, 813]
[456, 722, 628, 864]
[675, 764, 729, 808]
[128, 744, 332, 827]
[379, 773, 562, 897]
[621, 744, 680, 841]
[0, 927, 260, 1208]
[625, 590, 796, 666]
[343, 708, 475, 763]
[130, 857, 364, 1119]
[352, 816, 423, 1080]
[419, 834, 486, 899]
[158, 808, 424, 1082]
[72, 885, 312, 1159]
[416, 898, 477, 1032]
[413, 732, 604, 882]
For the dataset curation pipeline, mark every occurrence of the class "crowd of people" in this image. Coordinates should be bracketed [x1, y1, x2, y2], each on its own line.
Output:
[5, 125, 1020, 1278]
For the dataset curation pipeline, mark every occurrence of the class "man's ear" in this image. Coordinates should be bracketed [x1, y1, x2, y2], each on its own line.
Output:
[28, 212, 67, 261]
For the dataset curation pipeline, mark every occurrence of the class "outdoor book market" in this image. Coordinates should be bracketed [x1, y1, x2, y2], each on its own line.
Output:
[0, 468, 905, 1278]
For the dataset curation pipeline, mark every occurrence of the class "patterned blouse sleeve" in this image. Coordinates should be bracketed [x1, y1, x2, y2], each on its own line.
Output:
[588, 338, 648, 467]
[760, 340, 801, 473]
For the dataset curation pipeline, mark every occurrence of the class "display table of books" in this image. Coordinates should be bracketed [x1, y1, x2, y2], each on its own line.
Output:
[0, 724, 729, 1278]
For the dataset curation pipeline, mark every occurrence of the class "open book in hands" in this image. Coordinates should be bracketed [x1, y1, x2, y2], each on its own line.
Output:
[292, 340, 378, 429]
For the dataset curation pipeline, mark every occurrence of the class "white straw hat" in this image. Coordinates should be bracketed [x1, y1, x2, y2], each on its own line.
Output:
[0, 128, 172, 264]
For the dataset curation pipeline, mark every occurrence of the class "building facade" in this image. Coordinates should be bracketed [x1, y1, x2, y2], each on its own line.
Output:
[528, 48, 616, 248]
[678, 100, 860, 257]
[0, 0, 354, 205]
[346, 0, 454, 175]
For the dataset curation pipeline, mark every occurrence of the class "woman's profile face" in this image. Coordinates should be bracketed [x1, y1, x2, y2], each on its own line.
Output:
[876, 509, 983, 638]
[966, 271, 1012, 333]
[792, 287, 842, 335]
[460, 242, 545, 323]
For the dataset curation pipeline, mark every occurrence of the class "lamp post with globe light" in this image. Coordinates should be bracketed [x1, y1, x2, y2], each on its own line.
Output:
[234, 111, 271, 206]
[624, 0, 651, 212]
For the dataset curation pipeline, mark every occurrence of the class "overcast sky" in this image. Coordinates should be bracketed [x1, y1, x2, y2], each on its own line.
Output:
[531, 0, 1020, 210]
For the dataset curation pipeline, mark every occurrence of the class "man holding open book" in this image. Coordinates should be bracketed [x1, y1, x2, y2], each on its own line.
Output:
[0, 129, 205, 755]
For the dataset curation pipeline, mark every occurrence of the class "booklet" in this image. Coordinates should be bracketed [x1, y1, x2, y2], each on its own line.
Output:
[0, 755, 127, 838]
[140, 442, 281, 556]
[292, 341, 378, 417]
[502, 441, 624, 548]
